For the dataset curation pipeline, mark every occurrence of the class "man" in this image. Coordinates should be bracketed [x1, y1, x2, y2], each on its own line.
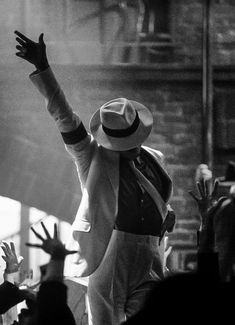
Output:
[15, 30, 174, 324]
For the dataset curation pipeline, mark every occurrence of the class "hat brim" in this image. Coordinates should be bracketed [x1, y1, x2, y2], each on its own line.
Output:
[89, 100, 153, 151]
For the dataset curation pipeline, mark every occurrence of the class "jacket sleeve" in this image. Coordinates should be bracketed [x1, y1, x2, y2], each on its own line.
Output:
[30, 67, 82, 133]
[29, 67, 94, 186]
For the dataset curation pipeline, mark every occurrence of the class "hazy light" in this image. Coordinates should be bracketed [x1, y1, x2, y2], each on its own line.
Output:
[0, 196, 72, 282]
[0, 196, 21, 240]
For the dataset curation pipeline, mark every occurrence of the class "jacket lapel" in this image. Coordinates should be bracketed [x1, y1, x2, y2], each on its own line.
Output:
[100, 147, 119, 211]
[142, 146, 173, 202]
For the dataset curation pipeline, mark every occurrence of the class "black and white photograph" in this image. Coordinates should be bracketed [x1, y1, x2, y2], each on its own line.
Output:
[0, 1, 235, 324]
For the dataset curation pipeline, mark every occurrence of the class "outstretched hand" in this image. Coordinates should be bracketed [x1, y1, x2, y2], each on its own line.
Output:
[1, 241, 24, 274]
[26, 222, 77, 260]
[189, 179, 218, 228]
[15, 30, 49, 71]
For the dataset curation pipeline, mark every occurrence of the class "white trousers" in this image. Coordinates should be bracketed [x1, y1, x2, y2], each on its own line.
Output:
[87, 230, 164, 325]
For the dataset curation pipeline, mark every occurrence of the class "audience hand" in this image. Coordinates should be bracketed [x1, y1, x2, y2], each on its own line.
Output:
[189, 179, 218, 230]
[26, 222, 77, 260]
[195, 164, 212, 182]
[15, 30, 49, 71]
[1, 241, 24, 274]
[189, 179, 228, 252]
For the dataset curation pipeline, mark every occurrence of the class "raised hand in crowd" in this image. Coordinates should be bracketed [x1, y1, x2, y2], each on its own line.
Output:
[25, 222, 77, 325]
[189, 179, 219, 230]
[26, 222, 77, 261]
[0, 242, 36, 322]
[1, 241, 23, 276]
[188, 179, 227, 253]
[189, 179, 218, 252]
[195, 164, 212, 182]
[15, 30, 49, 71]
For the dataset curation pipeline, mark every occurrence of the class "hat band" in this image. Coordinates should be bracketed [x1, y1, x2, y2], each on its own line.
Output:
[102, 111, 140, 138]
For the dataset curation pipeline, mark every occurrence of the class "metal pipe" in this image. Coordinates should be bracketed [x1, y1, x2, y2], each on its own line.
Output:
[202, 0, 213, 170]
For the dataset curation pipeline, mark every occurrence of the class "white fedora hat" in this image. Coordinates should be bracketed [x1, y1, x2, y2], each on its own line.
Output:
[89, 98, 153, 151]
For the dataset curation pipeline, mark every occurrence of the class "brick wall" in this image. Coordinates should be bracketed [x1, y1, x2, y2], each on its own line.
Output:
[171, 0, 235, 66]
[2, 0, 235, 65]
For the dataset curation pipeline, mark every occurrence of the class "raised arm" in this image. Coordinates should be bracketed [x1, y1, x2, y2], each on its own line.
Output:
[26, 222, 76, 325]
[26, 222, 77, 282]
[0, 242, 24, 319]
[189, 179, 219, 251]
[188, 180, 228, 279]
[1, 241, 23, 282]
[15, 30, 82, 132]
[15, 31, 93, 182]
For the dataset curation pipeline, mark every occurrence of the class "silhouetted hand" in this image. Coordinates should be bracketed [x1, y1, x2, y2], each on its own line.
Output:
[188, 179, 228, 251]
[26, 222, 77, 260]
[1, 241, 24, 274]
[15, 30, 49, 71]
[189, 179, 218, 229]
[195, 164, 212, 182]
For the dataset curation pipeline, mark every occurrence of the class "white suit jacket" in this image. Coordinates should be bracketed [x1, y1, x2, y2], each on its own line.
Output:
[30, 68, 173, 277]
